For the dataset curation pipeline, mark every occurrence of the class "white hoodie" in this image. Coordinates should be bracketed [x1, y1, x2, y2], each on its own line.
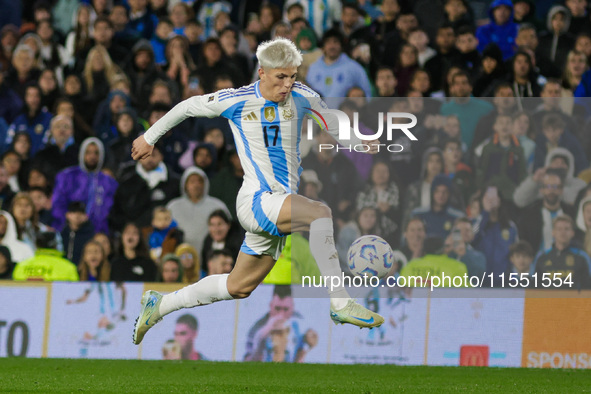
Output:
[166, 167, 231, 253]
[0, 211, 34, 263]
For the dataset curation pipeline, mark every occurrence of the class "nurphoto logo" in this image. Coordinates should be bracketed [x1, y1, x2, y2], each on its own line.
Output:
[304, 107, 418, 153]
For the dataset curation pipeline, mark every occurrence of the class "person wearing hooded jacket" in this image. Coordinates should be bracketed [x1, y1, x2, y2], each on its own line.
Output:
[411, 174, 465, 240]
[124, 39, 169, 116]
[514, 147, 586, 207]
[476, 0, 519, 61]
[0, 210, 33, 263]
[92, 90, 132, 145]
[51, 137, 118, 234]
[167, 166, 231, 255]
[538, 6, 576, 70]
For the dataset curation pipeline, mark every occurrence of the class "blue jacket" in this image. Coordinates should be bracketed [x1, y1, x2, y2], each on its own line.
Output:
[0, 83, 23, 124]
[150, 36, 167, 65]
[306, 53, 372, 99]
[127, 11, 159, 40]
[476, 0, 519, 60]
[6, 110, 52, 155]
[473, 210, 518, 284]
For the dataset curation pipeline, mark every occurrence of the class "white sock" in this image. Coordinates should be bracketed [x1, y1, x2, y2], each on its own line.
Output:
[309, 217, 350, 310]
[158, 274, 233, 317]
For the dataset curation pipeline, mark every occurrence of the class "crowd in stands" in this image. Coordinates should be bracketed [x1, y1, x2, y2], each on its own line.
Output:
[1, 0, 591, 288]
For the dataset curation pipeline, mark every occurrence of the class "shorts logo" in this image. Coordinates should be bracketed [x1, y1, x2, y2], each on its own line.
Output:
[264, 107, 276, 122]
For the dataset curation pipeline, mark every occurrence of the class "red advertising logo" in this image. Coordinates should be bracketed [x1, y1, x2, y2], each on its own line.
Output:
[460, 345, 489, 366]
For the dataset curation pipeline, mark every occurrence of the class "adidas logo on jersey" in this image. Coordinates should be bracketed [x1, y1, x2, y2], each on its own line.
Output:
[243, 112, 258, 121]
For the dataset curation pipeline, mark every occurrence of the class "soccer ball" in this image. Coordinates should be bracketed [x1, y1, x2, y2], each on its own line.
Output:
[347, 235, 394, 279]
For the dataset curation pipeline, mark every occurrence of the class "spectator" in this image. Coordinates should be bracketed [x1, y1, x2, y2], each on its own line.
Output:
[92, 232, 114, 262]
[394, 43, 419, 97]
[511, 111, 536, 168]
[0, 245, 12, 279]
[534, 215, 591, 289]
[147, 206, 179, 261]
[473, 44, 506, 97]
[440, 71, 494, 148]
[92, 90, 131, 145]
[111, 143, 180, 230]
[160, 253, 183, 283]
[124, 39, 167, 116]
[29, 186, 52, 226]
[283, 0, 341, 39]
[175, 243, 201, 284]
[193, 38, 243, 94]
[538, 6, 575, 70]
[517, 169, 576, 253]
[11, 132, 31, 186]
[201, 210, 241, 272]
[294, 27, 321, 83]
[78, 239, 110, 281]
[402, 148, 453, 230]
[106, 107, 140, 173]
[563, 50, 588, 94]
[455, 26, 481, 77]
[473, 185, 518, 285]
[126, 0, 159, 40]
[476, 0, 519, 61]
[356, 161, 401, 243]
[36, 20, 68, 83]
[306, 29, 372, 100]
[12, 232, 78, 281]
[5, 45, 41, 99]
[61, 201, 95, 266]
[515, 24, 562, 80]
[533, 113, 588, 175]
[0, 61, 22, 124]
[476, 114, 527, 201]
[206, 249, 234, 276]
[65, 4, 96, 65]
[411, 174, 465, 239]
[442, 138, 473, 206]
[424, 23, 460, 93]
[111, 222, 156, 282]
[2, 150, 21, 193]
[408, 28, 436, 68]
[147, 103, 188, 174]
[6, 83, 52, 156]
[83, 45, 124, 115]
[0, 210, 33, 262]
[395, 217, 426, 267]
[167, 166, 229, 254]
[51, 137, 118, 234]
[78, 17, 128, 69]
[197, 0, 231, 40]
[10, 192, 63, 253]
[169, 2, 191, 36]
[507, 50, 541, 110]
[163, 36, 195, 97]
[514, 148, 586, 207]
[150, 18, 173, 66]
[31, 115, 79, 180]
[445, 219, 486, 277]
[508, 240, 534, 276]
[472, 83, 517, 158]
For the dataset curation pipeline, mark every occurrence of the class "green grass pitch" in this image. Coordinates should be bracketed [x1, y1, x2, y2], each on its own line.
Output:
[1, 358, 591, 393]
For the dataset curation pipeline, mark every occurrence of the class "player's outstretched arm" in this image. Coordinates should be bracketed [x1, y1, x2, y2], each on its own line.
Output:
[131, 92, 229, 160]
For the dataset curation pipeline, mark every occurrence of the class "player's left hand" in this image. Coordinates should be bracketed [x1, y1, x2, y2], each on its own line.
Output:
[131, 135, 154, 161]
[362, 139, 381, 154]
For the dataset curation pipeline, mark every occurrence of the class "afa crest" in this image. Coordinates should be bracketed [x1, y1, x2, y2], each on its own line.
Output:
[282, 108, 294, 120]
[264, 107, 276, 122]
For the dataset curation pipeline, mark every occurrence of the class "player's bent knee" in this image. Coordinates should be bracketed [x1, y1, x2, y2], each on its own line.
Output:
[313, 202, 332, 219]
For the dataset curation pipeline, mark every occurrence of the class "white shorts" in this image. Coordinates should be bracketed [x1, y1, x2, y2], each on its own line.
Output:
[236, 188, 290, 260]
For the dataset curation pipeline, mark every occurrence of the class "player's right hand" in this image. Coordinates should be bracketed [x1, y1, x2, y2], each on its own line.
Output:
[131, 135, 154, 161]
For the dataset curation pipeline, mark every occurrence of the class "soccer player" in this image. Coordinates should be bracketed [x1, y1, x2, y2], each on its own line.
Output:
[132, 37, 384, 345]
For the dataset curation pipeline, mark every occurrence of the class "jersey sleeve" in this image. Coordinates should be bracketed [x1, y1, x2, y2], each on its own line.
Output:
[143, 91, 233, 145]
[303, 87, 364, 146]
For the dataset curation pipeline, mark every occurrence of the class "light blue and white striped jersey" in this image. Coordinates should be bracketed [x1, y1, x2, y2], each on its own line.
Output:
[284, 0, 342, 39]
[143, 81, 362, 195]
